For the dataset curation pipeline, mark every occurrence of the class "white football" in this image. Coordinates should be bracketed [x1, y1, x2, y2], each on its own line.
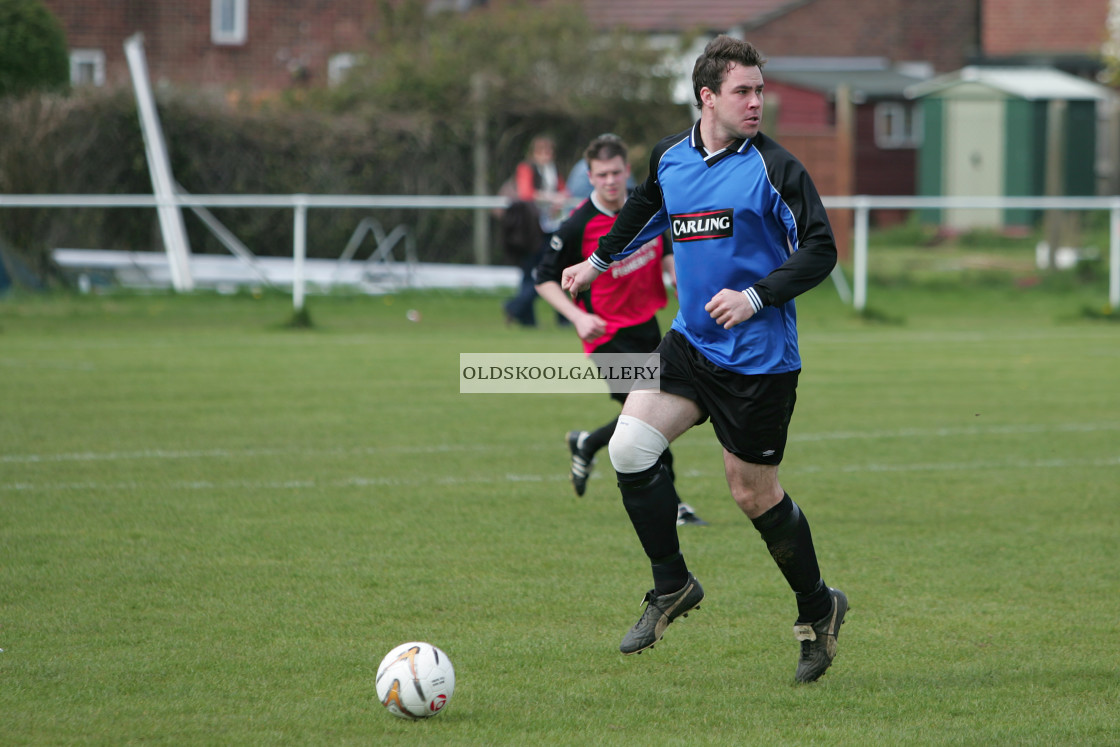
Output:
[375, 641, 455, 719]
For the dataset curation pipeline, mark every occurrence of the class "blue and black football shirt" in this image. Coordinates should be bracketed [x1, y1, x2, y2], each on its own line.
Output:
[590, 122, 837, 375]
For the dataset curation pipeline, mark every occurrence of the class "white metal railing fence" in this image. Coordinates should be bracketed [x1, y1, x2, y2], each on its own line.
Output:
[2, 193, 1118, 311]
[823, 195, 1120, 312]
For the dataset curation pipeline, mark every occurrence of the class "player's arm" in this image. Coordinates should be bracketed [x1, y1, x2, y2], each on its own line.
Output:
[704, 288, 757, 329]
[535, 280, 606, 342]
[747, 151, 837, 311]
[560, 260, 602, 299]
[707, 150, 837, 329]
[536, 213, 606, 339]
[661, 237, 676, 290]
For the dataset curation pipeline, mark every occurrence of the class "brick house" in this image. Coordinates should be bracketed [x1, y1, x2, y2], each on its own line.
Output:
[759, 59, 932, 227]
[44, 0, 983, 93]
[583, 0, 980, 240]
[587, 0, 1117, 229]
[584, 0, 980, 73]
[583, 0, 978, 200]
[37, 0, 977, 253]
[981, 0, 1111, 76]
[41, 0, 377, 92]
[45, 0, 1111, 92]
[39, 0, 1117, 219]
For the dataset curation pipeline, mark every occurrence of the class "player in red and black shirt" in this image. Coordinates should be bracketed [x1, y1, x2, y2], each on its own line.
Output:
[535, 134, 706, 526]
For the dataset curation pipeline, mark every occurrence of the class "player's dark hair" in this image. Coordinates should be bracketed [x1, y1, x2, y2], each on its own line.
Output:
[692, 35, 766, 109]
[584, 132, 627, 164]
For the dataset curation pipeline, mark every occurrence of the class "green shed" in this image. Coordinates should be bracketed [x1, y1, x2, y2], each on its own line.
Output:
[906, 66, 1111, 230]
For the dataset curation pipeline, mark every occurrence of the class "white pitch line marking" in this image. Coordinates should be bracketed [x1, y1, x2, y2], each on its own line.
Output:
[4, 422, 1119, 465]
[3, 456, 1118, 494]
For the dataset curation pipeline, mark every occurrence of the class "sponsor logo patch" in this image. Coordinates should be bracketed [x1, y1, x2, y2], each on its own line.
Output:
[671, 208, 733, 242]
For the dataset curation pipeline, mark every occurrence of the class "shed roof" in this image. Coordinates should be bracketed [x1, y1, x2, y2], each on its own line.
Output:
[905, 66, 1112, 101]
[764, 58, 931, 101]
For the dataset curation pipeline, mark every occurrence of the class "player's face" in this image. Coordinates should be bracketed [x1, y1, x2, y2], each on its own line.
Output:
[588, 155, 629, 211]
[708, 63, 764, 143]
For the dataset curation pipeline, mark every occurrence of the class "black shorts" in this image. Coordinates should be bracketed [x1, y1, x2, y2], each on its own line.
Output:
[655, 329, 799, 465]
[590, 317, 662, 405]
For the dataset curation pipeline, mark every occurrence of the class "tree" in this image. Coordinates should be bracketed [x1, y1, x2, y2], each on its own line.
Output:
[0, 0, 69, 98]
[318, 0, 693, 263]
[326, 0, 692, 186]
[1105, 0, 1120, 86]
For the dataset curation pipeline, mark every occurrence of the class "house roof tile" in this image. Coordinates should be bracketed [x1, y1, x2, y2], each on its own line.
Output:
[582, 0, 808, 33]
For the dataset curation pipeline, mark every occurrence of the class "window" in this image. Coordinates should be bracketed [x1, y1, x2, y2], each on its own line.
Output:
[70, 49, 105, 86]
[212, 0, 248, 45]
[427, 0, 489, 10]
[874, 102, 922, 149]
[328, 53, 358, 86]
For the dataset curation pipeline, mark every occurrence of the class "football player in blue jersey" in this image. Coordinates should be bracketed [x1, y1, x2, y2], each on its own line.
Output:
[562, 35, 847, 683]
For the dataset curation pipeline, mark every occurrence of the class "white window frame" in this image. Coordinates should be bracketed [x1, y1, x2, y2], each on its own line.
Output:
[70, 49, 106, 86]
[328, 53, 359, 86]
[874, 101, 923, 149]
[212, 0, 248, 45]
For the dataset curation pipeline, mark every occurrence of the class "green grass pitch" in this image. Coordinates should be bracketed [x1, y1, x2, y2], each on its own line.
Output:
[1, 281, 1118, 745]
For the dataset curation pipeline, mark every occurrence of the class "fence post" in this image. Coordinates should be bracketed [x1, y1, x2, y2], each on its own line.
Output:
[471, 73, 491, 266]
[1111, 199, 1120, 310]
[293, 195, 308, 311]
[852, 197, 870, 311]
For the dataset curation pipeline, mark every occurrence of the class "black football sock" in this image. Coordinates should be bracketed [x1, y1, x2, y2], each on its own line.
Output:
[751, 493, 832, 623]
[618, 460, 688, 594]
[582, 417, 618, 457]
[661, 446, 676, 484]
[650, 552, 689, 596]
[795, 579, 830, 623]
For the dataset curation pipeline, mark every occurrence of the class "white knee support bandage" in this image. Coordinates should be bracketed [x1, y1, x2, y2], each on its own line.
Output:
[608, 414, 670, 474]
